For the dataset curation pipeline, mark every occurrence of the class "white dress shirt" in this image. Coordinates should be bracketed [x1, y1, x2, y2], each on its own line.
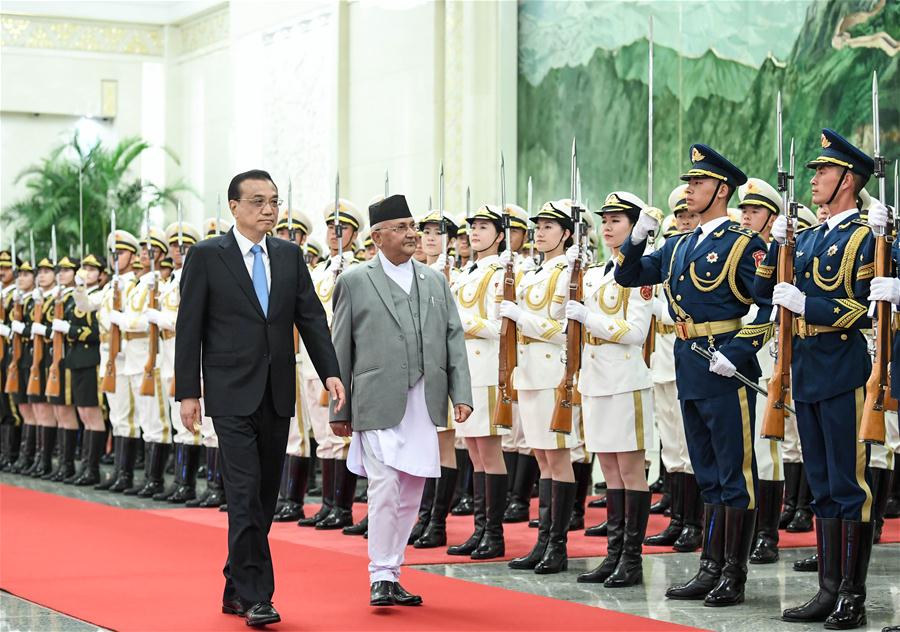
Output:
[347, 252, 441, 478]
[823, 207, 858, 233]
[695, 215, 731, 247]
[232, 227, 271, 290]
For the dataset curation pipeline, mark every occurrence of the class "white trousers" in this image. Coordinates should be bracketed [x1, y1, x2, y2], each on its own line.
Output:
[286, 370, 311, 457]
[362, 438, 426, 584]
[754, 382, 783, 481]
[107, 372, 138, 439]
[654, 381, 693, 474]
[782, 410, 803, 463]
[304, 377, 350, 460]
[129, 372, 171, 444]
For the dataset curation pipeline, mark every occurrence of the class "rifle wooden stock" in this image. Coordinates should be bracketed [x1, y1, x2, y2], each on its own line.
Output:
[139, 282, 159, 396]
[494, 258, 518, 430]
[642, 315, 656, 368]
[859, 232, 896, 444]
[761, 230, 795, 441]
[4, 301, 23, 393]
[26, 298, 46, 397]
[550, 259, 583, 434]
[101, 283, 122, 393]
[44, 290, 66, 398]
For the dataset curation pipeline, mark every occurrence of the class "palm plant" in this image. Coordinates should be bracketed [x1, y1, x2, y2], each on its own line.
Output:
[3, 131, 192, 264]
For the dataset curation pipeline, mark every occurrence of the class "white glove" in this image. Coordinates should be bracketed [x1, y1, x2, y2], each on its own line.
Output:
[498, 300, 523, 323]
[868, 276, 900, 305]
[295, 353, 303, 364]
[0, 324, 10, 339]
[74, 270, 87, 287]
[867, 199, 889, 231]
[51, 319, 71, 334]
[772, 282, 805, 316]
[31, 323, 48, 338]
[498, 249, 514, 267]
[631, 207, 662, 244]
[434, 253, 448, 270]
[565, 245, 588, 272]
[113, 276, 127, 292]
[709, 351, 737, 377]
[329, 254, 345, 275]
[108, 310, 124, 327]
[11, 320, 25, 335]
[652, 296, 668, 319]
[145, 308, 161, 325]
[32, 288, 44, 303]
[143, 272, 157, 290]
[771, 215, 798, 245]
[565, 300, 589, 323]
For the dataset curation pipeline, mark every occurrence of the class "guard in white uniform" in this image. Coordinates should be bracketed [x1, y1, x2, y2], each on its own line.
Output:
[571, 192, 655, 587]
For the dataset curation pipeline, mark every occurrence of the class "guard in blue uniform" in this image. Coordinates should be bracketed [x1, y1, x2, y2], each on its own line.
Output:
[757, 128, 876, 629]
[615, 144, 772, 608]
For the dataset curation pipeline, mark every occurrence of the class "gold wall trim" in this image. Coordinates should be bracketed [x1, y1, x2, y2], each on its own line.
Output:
[0, 14, 163, 56]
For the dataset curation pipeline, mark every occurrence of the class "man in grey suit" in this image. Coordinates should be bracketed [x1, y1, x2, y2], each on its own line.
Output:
[329, 194, 473, 607]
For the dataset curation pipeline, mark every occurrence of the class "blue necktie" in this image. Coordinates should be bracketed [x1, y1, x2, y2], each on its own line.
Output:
[250, 244, 269, 316]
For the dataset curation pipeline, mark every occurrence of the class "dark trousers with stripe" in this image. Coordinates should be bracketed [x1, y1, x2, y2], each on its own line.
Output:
[795, 387, 872, 521]
[680, 386, 758, 508]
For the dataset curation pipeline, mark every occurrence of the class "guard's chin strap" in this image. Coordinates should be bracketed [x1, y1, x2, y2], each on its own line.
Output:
[472, 232, 504, 255]
[826, 167, 850, 205]
[699, 181, 723, 214]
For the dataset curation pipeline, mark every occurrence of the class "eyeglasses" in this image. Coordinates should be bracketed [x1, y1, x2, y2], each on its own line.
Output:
[239, 198, 283, 210]
[374, 222, 418, 234]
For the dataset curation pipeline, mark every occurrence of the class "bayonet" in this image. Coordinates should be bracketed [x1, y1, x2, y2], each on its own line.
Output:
[501, 153, 510, 251]
[334, 171, 343, 272]
[439, 161, 448, 256]
[527, 176, 535, 262]
[111, 203, 119, 277]
[872, 71, 886, 228]
[177, 200, 184, 255]
[466, 186, 471, 219]
[288, 179, 295, 243]
[29, 231, 35, 269]
[776, 91, 789, 217]
[385, 170, 390, 198]
[647, 14, 654, 207]
[216, 193, 222, 236]
[78, 167, 84, 259]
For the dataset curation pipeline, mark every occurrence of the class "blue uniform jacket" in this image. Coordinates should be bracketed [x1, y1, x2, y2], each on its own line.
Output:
[755, 211, 874, 403]
[615, 221, 773, 400]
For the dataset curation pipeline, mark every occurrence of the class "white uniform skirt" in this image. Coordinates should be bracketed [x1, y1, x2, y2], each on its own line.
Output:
[582, 388, 655, 453]
[455, 386, 509, 438]
[518, 388, 581, 450]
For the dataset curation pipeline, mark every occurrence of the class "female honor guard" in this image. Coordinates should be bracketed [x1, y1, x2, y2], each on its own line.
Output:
[502, 200, 578, 575]
[570, 192, 655, 587]
[6, 260, 37, 474]
[439, 205, 508, 557]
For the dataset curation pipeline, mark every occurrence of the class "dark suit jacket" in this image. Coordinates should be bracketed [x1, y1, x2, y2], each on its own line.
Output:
[174, 228, 339, 418]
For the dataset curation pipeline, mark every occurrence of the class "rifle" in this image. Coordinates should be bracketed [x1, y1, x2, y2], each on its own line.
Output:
[494, 153, 516, 429]
[761, 96, 795, 441]
[550, 138, 583, 434]
[0, 234, 9, 365]
[859, 71, 896, 444]
[439, 162, 451, 281]
[319, 172, 342, 407]
[26, 231, 45, 397]
[140, 211, 159, 396]
[102, 207, 121, 393]
[642, 16, 657, 368]
[45, 226, 65, 398]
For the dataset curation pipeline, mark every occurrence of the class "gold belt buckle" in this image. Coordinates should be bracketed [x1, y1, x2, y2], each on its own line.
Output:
[674, 321, 690, 340]
[796, 319, 808, 338]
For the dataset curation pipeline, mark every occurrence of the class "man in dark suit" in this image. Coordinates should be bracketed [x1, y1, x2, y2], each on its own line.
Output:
[175, 169, 344, 627]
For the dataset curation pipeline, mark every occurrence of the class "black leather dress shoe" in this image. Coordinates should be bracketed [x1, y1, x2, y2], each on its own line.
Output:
[392, 583, 423, 606]
[222, 599, 245, 616]
[244, 602, 280, 627]
[370, 581, 395, 606]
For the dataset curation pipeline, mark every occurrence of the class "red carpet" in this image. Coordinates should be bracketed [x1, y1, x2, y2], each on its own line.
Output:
[0, 484, 705, 631]
[148, 495, 900, 566]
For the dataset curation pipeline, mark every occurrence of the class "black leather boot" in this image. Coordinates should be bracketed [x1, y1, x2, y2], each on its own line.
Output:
[109, 437, 140, 493]
[509, 479, 551, 570]
[167, 444, 201, 503]
[674, 473, 703, 551]
[0, 425, 11, 470]
[588, 493, 607, 509]
[704, 506, 757, 606]
[646, 471, 685, 546]
[153, 443, 186, 500]
[31, 426, 56, 478]
[95, 435, 122, 490]
[448, 471, 485, 555]
[750, 479, 783, 564]
[605, 489, 651, 587]
[568, 462, 591, 531]
[415, 466, 458, 548]
[869, 467, 892, 543]
[824, 520, 874, 630]
[299, 457, 334, 526]
[885, 462, 900, 519]
[783, 517, 841, 622]
[650, 458, 666, 493]
[534, 480, 575, 574]
[47, 428, 78, 482]
[650, 469, 671, 514]
[787, 467, 814, 532]
[472, 473, 506, 559]
[343, 515, 368, 536]
[794, 552, 819, 572]
[273, 455, 309, 521]
[306, 447, 320, 496]
[133, 442, 170, 497]
[780, 461, 801, 528]
[666, 503, 726, 600]
[72, 430, 106, 486]
[10, 424, 35, 473]
[503, 450, 517, 499]
[317, 459, 356, 529]
[408, 477, 436, 543]
[451, 448, 474, 515]
[188, 447, 225, 508]
[504, 453, 538, 523]
[577, 488, 625, 582]
[1, 424, 22, 472]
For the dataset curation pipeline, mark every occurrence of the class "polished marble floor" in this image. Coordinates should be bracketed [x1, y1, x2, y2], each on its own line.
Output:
[2, 471, 899, 631]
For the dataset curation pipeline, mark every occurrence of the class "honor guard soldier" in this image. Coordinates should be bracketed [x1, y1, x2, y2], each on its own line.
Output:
[119, 227, 171, 497]
[305, 240, 323, 267]
[615, 144, 773, 607]
[644, 185, 703, 553]
[147, 221, 202, 502]
[0, 251, 22, 470]
[360, 230, 377, 261]
[272, 208, 316, 522]
[502, 199, 579, 575]
[298, 199, 363, 530]
[569, 192, 655, 587]
[454, 215, 472, 268]
[6, 260, 37, 474]
[758, 129, 876, 628]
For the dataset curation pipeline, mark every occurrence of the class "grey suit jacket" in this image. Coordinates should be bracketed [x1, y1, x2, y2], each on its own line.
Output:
[328, 256, 473, 431]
